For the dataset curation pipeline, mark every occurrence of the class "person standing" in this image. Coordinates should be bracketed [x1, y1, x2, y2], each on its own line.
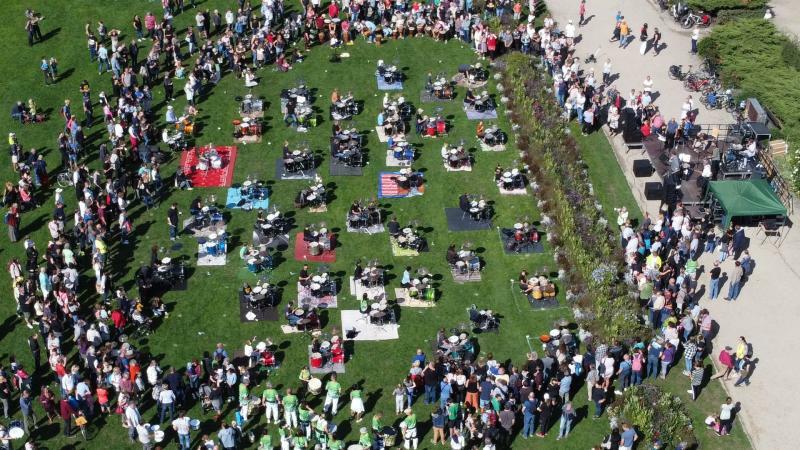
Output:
[578, 0, 587, 26]
[719, 397, 735, 434]
[324, 373, 341, 416]
[556, 402, 575, 440]
[172, 410, 192, 450]
[158, 383, 176, 423]
[690, 27, 699, 54]
[59, 397, 74, 437]
[620, 422, 637, 450]
[708, 260, 721, 300]
[521, 391, 538, 438]
[688, 361, 705, 400]
[591, 381, 606, 418]
[20, 389, 38, 434]
[660, 342, 675, 378]
[167, 202, 179, 241]
[651, 27, 662, 56]
[27, 333, 41, 372]
[725, 261, 744, 301]
[125, 400, 142, 442]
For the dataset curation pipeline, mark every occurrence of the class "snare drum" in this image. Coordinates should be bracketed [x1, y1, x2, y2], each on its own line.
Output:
[310, 353, 324, 368]
[247, 258, 258, 273]
[309, 242, 322, 256]
[154, 430, 165, 442]
[211, 156, 222, 169]
[206, 240, 218, 256]
[196, 161, 209, 171]
[308, 377, 322, 395]
[8, 427, 24, 439]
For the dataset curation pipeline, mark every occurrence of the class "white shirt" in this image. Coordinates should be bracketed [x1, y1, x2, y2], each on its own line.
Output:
[159, 389, 176, 405]
[173, 416, 191, 435]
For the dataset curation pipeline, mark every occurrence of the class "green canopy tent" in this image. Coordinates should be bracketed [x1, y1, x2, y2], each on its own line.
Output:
[706, 179, 787, 228]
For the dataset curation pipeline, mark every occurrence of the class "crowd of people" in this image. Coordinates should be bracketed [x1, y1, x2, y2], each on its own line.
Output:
[0, 0, 754, 448]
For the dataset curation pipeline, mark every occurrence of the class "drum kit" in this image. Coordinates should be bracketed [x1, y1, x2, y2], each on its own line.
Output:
[303, 273, 334, 300]
[466, 63, 489, 84]
[396, 226, 423, 251]
[425, 114, 448, 137]
[499, 168, 524, 191]
[254, 208, 286, 242]
[442, 332, 470, 358]
[467, 199, 491, 222]
[507, 222, 540, 252]
[232, 117, 263, 139]
[332, 129, 363, 167]
[408, 276, 435, 302]
[482, 125, 507, 146]
[203, 232, 227, 257]
[395, 167, 422, 191]
[283, 149, 314, 175]
[240, 94, 264, 116]
[347, 200, 382, 229]
[391, 140, 414, 163]
[281, 84, 314, 128]
[193, 204, 224, 230]
[376, 60, 401, 84]
[247, 282, 278, 308]
[239, 177, 268, 201]
[473, 91, 495, 112]
[153, 256, 185, 288]
[331, 96, 359, 121]
[430, 75, 455, 100]
[446, 146, 469, 169]
[196, 146, 223, 172]
[297, 180, 325, 208]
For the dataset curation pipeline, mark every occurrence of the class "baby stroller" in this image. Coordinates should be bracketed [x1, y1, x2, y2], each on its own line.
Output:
[130, 310, 153, 339]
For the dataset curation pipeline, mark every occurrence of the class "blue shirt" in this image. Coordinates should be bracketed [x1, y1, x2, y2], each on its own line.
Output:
[401, 271, 411, 285]
[621, 428, 636, 446]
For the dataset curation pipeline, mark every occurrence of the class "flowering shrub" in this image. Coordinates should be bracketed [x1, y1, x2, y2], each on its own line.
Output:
[502, 53, 648, 343]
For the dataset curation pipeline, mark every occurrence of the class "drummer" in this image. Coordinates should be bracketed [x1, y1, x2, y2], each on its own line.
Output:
[459, 193, 471, 211]
[387, 216, 401, 237]
[446, 244, 458, 265]
[298, 264, 311, 286]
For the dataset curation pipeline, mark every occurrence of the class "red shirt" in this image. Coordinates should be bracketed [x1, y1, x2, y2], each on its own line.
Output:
[328, 3, 339, 18]
[111, 309, 126, 329]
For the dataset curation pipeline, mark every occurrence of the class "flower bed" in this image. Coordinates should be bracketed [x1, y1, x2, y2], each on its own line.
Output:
[500, 54, 648, 343]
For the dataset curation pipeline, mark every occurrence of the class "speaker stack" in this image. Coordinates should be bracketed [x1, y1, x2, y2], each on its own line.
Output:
[644, 182, 664, 201]
[633, 159, 653, 177]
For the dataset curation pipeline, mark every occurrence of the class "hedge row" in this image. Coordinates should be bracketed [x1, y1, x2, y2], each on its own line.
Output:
[687, 0, 767, 14]
[698, 18, 800, 191]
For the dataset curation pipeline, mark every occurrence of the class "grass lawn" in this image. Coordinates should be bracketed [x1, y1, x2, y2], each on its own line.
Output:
[0, 1, 750, 449]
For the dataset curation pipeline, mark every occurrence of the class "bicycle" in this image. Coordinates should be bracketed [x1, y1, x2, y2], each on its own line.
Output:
[668, 64, 693, 81]
[683, 74, 719, 92]
[682, 11, 711, 29]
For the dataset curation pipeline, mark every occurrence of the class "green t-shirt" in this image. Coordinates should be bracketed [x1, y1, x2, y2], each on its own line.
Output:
[351, 389, 362, 399]
[283, 394, 298, 411]
[258, 435, 271, 449]
[491, 397, 501, 412]
[293, 435, 307, 447]
[299, 408, 311, 422]
[262, 388, 278, 403]
[447, 403, 459, 420]
[329, 440, 344, 450]
[359, 432, 372, 446]
[404, 413, 417, 429]
[326, 381, 341, 398]
[372, 416, 383, 431]
[238, 383, 248, 401]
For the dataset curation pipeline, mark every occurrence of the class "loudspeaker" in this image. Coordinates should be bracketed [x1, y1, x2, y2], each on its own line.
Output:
[633, 159, 653, 177]
[664, 181, 681, 205]
[644, 182, 664, 201]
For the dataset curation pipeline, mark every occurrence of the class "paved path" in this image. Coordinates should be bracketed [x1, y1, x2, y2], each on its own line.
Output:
[544, 1, 800, 449]
[770, 0, 800, 38]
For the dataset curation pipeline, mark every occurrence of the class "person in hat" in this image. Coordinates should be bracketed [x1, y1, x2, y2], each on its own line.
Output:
[358, 426, 371, 447]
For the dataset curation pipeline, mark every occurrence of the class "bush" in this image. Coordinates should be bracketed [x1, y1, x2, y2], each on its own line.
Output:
[699, 18, 800, 192]
[716, 8, 763, 23]
[687, 0, 767, 14]
[609, 385, 697, 448]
